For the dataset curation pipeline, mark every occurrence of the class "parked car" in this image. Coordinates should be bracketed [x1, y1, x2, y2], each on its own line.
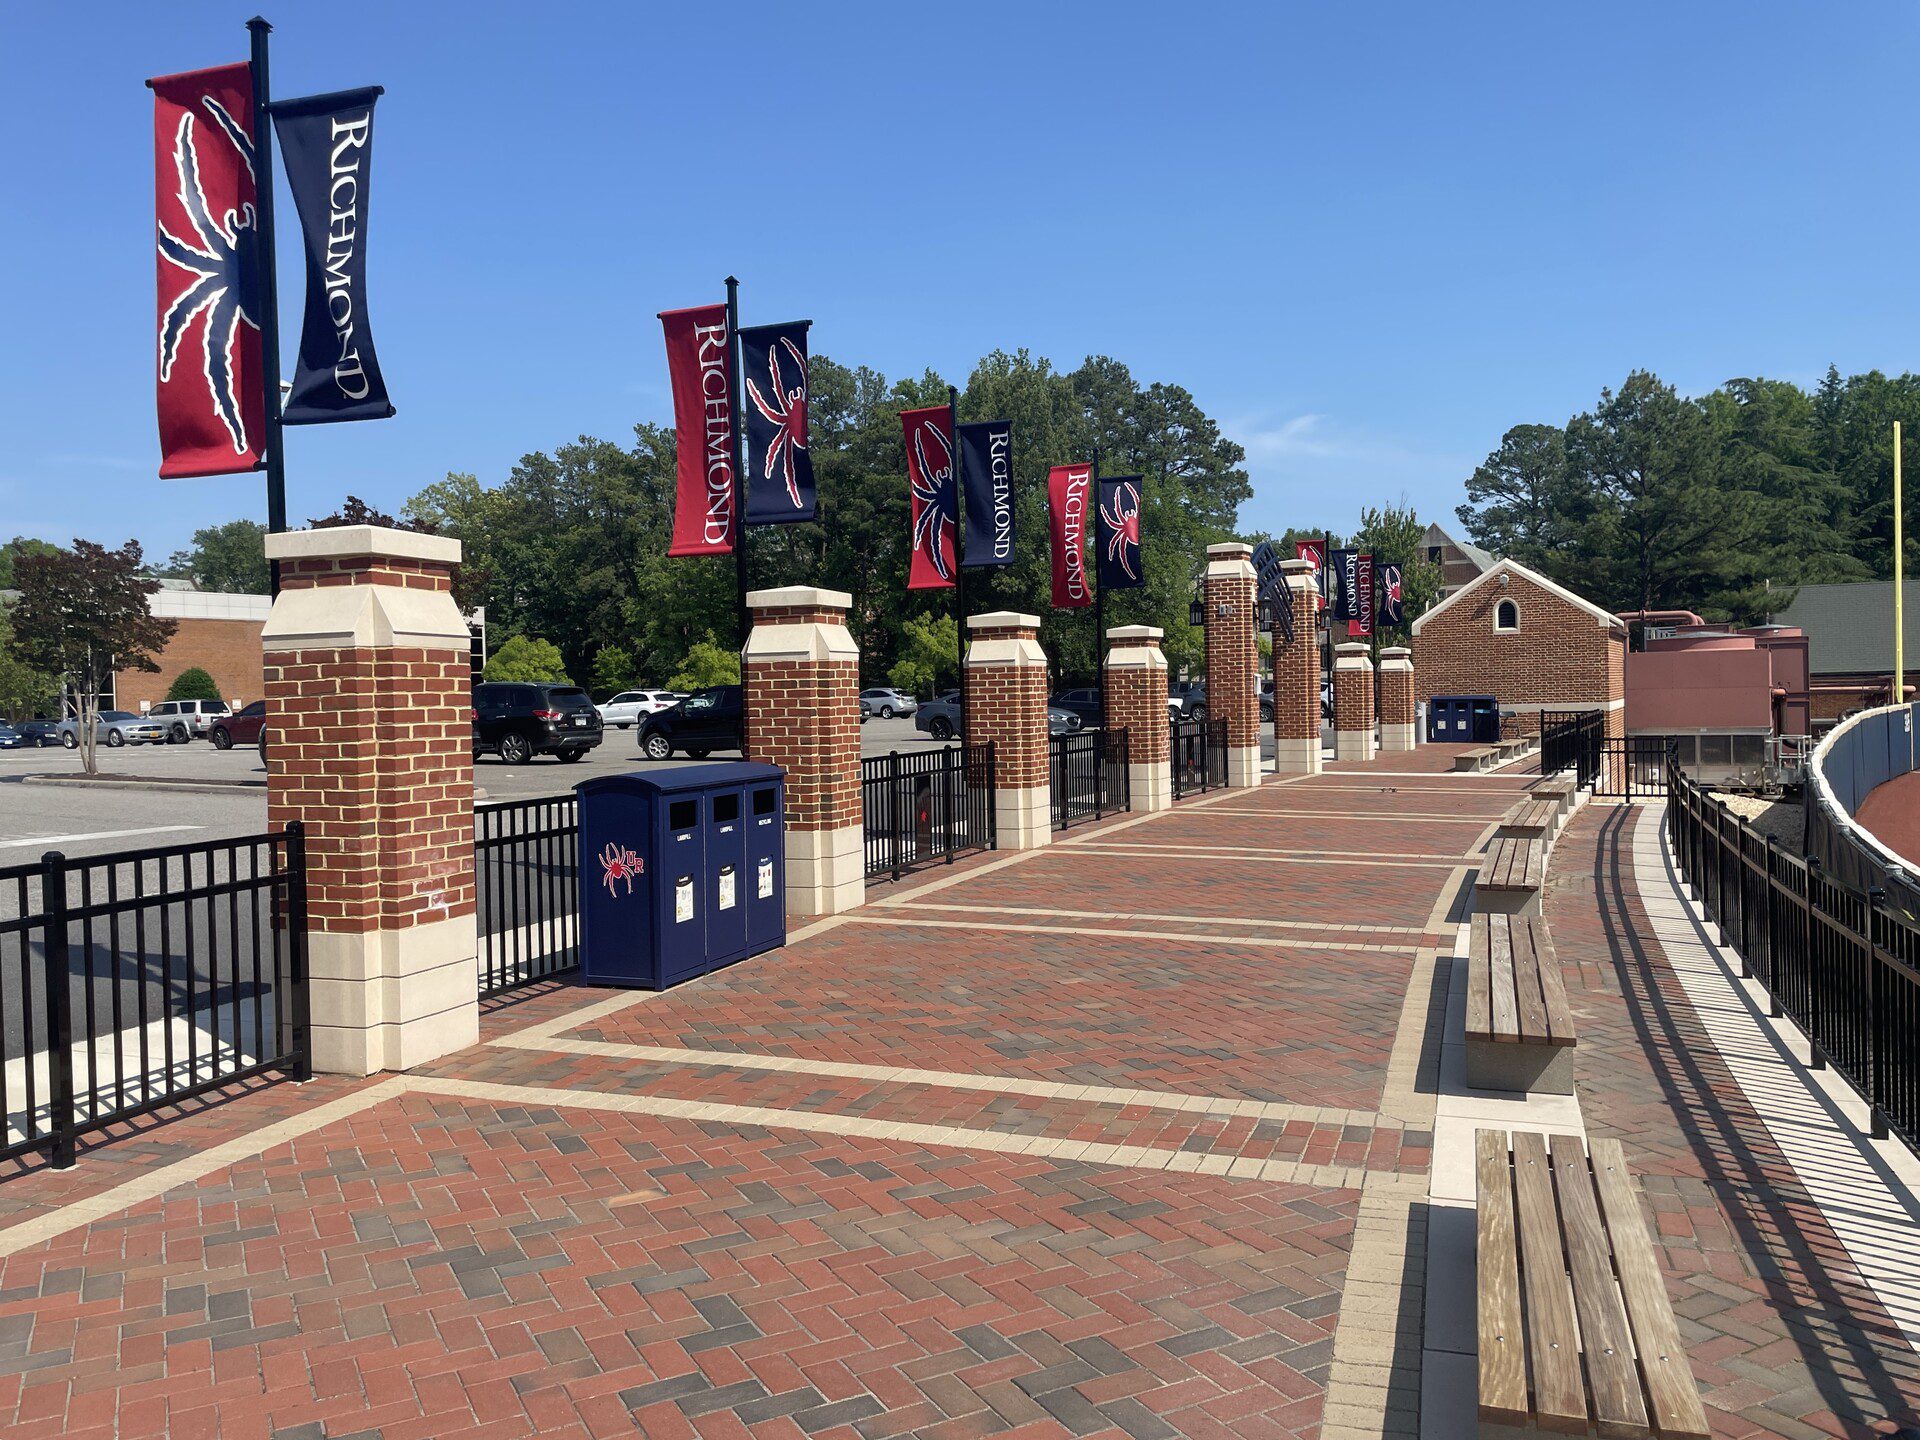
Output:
[638, 685, 743, 760]
[1259, 679, 1274, 724]
[859, 687, 917, 719]
[474, 682, 603, 764]
[914, 692, 1080, 741]
[1169, 681, 1207, 720]
[1047, 706, 1081, 736]
[596, 689, 683, 729]
[13, 720, 61, 748]
[148, 697, 232, 743]
[210, 700, 267, 750]
[0, 724, 27, 750]
[58, 710, 170, 748]
[1049, 688, 1105, 726]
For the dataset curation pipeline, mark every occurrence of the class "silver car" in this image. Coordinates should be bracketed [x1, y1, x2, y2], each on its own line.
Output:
[913, 692, 1081, 741]
[859, 687, 918, 719]
[147, 697, 231, 743]
[57, 710, 171, 748]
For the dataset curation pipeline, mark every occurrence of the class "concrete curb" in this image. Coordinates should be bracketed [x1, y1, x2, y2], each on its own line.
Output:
[21, 773, 265, 795]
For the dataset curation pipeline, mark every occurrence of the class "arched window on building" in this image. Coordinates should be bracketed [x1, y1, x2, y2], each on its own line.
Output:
[1495, 598, 1520, 632]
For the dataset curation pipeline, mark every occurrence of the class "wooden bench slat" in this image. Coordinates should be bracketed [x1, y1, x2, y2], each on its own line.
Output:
[1489, 915, 1520, 1042]
[1512, 916, 1552, 1044]
[1466, 914, 1493, 1043]
[1590, 1138, 1712, 1440]
[1536, 922, 1577, 1046]
[1479, 836, 1543, 893]
[1477, 1130, 1531, 1427]
[1510, 1132, 1589, 1430]
[1548, 1135, 1651, 1437]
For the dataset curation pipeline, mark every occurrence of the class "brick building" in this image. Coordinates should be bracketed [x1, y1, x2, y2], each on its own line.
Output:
[1409, 558, 1627, 736]
[1418, 521, 1497, 599]
[114, 583, 271, 711]
[1769, 579, 1917, 730]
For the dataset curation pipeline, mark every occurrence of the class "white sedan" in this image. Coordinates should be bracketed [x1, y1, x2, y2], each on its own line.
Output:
[596, 690, 684, 729]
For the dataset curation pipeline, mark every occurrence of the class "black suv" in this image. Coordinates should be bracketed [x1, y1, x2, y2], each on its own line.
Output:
[637, 685, 743, 760]
[473, 682, 603, 764]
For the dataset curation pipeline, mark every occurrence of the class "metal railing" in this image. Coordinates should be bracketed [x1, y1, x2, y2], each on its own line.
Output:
[1051, 726, 1130, 830]
[1667, 753, 1920, 1156]
[0, 826, 309, 1169]
[476, 794, 580, 995]
[1597, 737, 1671, 799]
[1171, 716, 1226, 801]
[862, 743, 997, 881]
[1540, 710, 1602, 784]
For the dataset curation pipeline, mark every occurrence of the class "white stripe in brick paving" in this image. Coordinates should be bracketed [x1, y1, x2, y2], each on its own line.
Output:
[1055, 845, 1466, 870]
[1195, 808, 1519, 824]
[1057, 839, 1479, 862]
[878, 899, 1429, 935]
[837, 912, 1419, 952]
[1634, 804, 1920, 1353]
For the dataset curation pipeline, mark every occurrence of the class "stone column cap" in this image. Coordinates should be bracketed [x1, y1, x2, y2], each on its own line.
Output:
[1206, 542, 1253, 559]
[1335, 642, 1372, 656]
[969, 611, 1041, 631]
[265, 524, 461, 566]
[1279, 557, 1315, 573]
[748, 585, 852, 611]
[1107, 625, 1164, 643]
[1379, 646, 1412, 659]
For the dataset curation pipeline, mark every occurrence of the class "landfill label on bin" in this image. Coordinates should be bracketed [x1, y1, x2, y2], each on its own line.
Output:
[598, 842, 644, 898]
[675, 876, 694, 923]
[719, 865, 736, 910]
[758, 858, 774, 899]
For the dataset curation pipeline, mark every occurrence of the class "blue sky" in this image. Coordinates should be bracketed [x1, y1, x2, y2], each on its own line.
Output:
[4, 2, 1916, 560]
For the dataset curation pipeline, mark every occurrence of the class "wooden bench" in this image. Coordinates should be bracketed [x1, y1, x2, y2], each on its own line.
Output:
[1478, 1130, 1708, 1440]
[1531, 776, 1576, 821]
[1475, 837, 1543, 916]
[1455, 746, 1497, 772]
[1466, 914, 1575, 1093]
[1496, 797, 1559, 842]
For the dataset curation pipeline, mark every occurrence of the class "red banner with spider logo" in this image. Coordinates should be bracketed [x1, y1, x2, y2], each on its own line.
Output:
[149, 62, 266, 479]
[901, 405, 956, 590]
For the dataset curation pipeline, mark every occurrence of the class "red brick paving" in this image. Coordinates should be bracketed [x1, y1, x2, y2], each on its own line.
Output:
[0, 1091, 1358, 1440]
[1548, 803, 1920, 1439]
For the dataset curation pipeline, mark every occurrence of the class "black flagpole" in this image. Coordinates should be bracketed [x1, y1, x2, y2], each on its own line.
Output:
[248, 17, 287, 595]
[1092, 444, 1104, 732]
[949, 385, 967, 743]
[727, 276, 749, 649]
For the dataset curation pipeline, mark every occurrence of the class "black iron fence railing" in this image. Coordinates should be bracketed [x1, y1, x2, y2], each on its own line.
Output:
[475, 794, 580, 996]
[1540, 710, 1602, 785]
[1597, 737, 1670, 798]
[1051, 726, 1130, 830]
[1171, 717, 1227, 801]
[0, 826, 309, 1169]
[1667, 754, 1920, 1156]
[862, 743, 997, 882]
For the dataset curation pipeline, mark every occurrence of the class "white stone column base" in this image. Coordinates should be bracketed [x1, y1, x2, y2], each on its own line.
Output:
[1130, 761, 1173, 812]
[1273, 737, 1322, 774]
[308, 912, 480, 1076]
[1225, 745, 1261, 788]
[785, 823, 865, 918]
[994, 784, 1053, 850]
[1334, 730, 1376, 762]
[1380, 723, 1417, 753]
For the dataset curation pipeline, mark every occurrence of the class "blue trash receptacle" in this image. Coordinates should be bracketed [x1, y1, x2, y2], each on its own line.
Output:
[1428, 694, 1497, 743]
[575, 762, 786, 989]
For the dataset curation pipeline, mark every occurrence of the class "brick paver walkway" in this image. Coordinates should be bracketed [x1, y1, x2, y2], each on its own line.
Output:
[3, 752, 1914, 1439]
[1547, 803, 1920, 1439]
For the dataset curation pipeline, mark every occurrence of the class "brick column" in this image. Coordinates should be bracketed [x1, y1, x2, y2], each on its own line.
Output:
[742, 586, 862, 917]
[1105, 625, 1172, 812]
[1333, 642, 1377, 762]
[1271, 558, 1322, 775]
[964, 612, 1051, 849]
[1378, 646, 1416, 752]
[261, 525, 477, 1077]
[1204, 542, 1261, 787]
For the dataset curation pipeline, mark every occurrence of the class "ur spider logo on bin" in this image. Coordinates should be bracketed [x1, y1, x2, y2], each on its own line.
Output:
[599, 842, 644, 897]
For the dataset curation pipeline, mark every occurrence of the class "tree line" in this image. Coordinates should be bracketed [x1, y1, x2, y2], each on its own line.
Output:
[1456, 366, 1919, 621]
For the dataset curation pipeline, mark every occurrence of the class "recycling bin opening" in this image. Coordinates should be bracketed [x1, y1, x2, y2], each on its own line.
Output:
[575, 762, 787, 989]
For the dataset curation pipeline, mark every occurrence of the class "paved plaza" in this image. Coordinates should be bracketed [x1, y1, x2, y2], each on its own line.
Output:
[1, 748, 1917, 1439]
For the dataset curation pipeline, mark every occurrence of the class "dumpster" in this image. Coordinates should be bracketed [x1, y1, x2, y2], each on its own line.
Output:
[1428, 694, 1499, 744]
[575, 762, 786, 989]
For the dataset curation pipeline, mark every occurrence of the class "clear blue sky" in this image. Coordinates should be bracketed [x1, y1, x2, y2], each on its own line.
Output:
[4, 2, 1916, 560]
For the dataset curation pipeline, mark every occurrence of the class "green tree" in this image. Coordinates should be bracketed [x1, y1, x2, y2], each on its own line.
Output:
[666, 634, 741, 690]
[165, 666, 222, 702]
[0, 614, 58, 720]
[1456, 424, 1586, 582]
[590, 643, 639, 696]
[1353, 502, 1444, 636]
[886, 613, 959, 695]
[483, 634, 570, 683]
[165, 519, 269, 594]
[0, 537, 59, 590]
[7, 540, 178, 774]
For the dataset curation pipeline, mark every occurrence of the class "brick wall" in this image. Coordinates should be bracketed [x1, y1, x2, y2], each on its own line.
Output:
[1378, 650, 1414, 726]
[118, 615, 266, 711]
[1103, 631, 1170, 765]
[1333, 650, 1374, 734]
[964, 621, 1050, 790]
[1412, 564, 1626, 735]
[742, 601, 861, 835]
[1271, 564, 1319, 745]
[1204, 547, 1259, 754]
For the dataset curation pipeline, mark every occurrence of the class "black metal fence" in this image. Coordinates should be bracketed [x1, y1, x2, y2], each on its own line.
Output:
[1051, 726, 1130, 830]
[475, 794, 580, 995]
[1597, 737, 1671, 799]
[1540, 710, 1602, 784]
[1667, 755, 1920, 1156]
[862, 743, 997, 881]
[0, 827, 309, 1169]
[1171, 717, 1227, 801]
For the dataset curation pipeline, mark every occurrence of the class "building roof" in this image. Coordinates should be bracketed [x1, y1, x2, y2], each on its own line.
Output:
[1410, 557, 1625, 636]
[1770, 580, 1920, 677]
[1419, 521, 1497, 573]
